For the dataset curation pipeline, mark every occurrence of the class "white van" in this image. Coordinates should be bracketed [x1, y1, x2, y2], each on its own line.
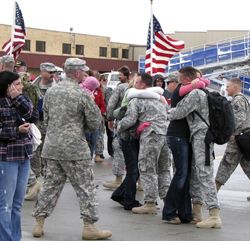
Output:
[100, 71, 120, 89]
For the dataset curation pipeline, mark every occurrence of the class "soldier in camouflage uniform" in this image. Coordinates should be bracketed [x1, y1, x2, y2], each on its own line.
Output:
[103, 66, 130, 189]
[95, 118, 105, 160]
[16, 62, 42, 201]
[117, 73, 171, 214]
[101, 76, 114, 157]
[215, 78, 250, 201]
[32, 58, 112, 240]
[32, 62, 57, 177]
[168, 84, 221, 228]
[0, 55, 15, 71]
[92, 70, 106, 162]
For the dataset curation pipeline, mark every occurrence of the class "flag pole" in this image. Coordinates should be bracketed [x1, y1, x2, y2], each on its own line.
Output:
[9, 0, 16, 56]
[150, 0, 154, 75]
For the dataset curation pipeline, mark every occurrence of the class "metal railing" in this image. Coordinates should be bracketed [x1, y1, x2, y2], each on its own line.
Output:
[204, 66, 250, 97]
[167, 34, 250, 73]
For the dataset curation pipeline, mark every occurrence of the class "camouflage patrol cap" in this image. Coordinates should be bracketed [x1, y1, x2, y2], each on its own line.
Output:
[0, 55, 15, 64]
[64, 58, 89, 71]
[166, 74, 178, 83]
[40, 62, 57, 72]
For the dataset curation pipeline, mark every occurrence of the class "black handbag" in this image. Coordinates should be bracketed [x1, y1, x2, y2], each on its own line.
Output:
[235, 128, 250, 161]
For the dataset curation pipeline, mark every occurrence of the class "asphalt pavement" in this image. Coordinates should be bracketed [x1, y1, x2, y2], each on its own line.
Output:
[21, 144, 250, 241]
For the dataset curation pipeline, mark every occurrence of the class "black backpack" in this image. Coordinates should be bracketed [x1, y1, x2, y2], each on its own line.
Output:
[195, 89, 235, 165]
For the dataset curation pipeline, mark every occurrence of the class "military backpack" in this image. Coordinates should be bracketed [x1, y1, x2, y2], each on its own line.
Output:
[195, 89, 235, 165]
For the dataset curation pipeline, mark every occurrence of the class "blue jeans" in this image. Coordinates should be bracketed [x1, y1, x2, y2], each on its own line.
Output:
[0, 160, 30, 241]
[162, 136, 192, 222]
[111, 138, 140, 210]
[85, 130, 99, 158]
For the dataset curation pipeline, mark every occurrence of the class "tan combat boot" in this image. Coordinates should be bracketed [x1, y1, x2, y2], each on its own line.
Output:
[25, 181, 41, 201]
[82, 222, 112, 240]
[132, 202, 157, 214]
[215, 181, 222, 192]
[190, 203, 203, 224]
[94, 155, 104, 163]
[33, 216, 45, 237]
[196, 208, 222, 229]
[103, 176, 123, 189]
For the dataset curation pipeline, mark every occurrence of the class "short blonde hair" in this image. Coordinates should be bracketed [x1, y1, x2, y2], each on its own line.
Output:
[229, 78, 242, 88]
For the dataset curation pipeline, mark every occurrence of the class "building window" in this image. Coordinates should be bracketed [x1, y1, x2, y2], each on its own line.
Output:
[62, 43, 71, 54]
[111, 48, 119, 58]
[122, 49, 129, 59]
[36, 41, 46, 52]
[99, 47, 107, 57]
[75, 44, 84, 55]
[23, 39, 30, 51]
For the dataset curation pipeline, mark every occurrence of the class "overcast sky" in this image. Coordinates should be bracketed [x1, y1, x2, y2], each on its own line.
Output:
[0, 0, 249, 45]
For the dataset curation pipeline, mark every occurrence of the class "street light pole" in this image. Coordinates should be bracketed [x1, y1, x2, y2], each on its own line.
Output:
[69, 27, 75, 55]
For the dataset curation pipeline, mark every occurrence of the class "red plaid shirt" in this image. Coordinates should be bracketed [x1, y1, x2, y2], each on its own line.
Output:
[0, 95, 39, 161]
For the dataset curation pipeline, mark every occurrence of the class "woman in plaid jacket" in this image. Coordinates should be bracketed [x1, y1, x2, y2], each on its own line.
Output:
[0, 71, 39, 241]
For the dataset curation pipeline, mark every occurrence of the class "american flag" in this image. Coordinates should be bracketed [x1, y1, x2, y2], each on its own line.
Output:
[145, 15, 185, 74]
[2, 2, 26, 60]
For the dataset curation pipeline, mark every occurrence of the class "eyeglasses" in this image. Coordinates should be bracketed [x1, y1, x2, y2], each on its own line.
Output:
[48, 71, 56, 74]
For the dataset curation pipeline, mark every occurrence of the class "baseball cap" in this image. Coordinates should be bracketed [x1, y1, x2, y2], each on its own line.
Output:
[153, 74, 165, 82]
[15, 60, 27, 67]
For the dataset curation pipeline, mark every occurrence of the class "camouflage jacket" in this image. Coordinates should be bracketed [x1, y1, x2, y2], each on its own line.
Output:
[103, 86, 113, 106]
[41, 78, 102, 161]
[117, 98, 168, 138]
[232, 93, 250, 135]
[106, 82, 128, 120]
[19, 72, 39, 109]
[32, 76, 55, 97]
[32, 76, 56, 134]
[168, 89, 209, 139]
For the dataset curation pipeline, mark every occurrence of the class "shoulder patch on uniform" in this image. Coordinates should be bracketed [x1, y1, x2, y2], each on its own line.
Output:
[233, 104, 240, 111]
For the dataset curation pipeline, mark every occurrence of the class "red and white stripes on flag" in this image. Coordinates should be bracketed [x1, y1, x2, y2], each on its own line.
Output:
[2, 2, 26, 60]
[145, 15, 185, 75]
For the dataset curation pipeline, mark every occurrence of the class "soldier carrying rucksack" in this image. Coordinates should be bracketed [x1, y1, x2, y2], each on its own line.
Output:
[168, 66, 222, 229]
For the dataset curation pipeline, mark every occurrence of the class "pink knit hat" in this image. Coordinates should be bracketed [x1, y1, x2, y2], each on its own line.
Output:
[79, 76, 100, 93]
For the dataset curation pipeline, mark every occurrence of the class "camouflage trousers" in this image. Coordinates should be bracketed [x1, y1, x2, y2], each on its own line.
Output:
[138, 133, 171, 203]
[95, 120, 105, 155]
[190, 138, 219, 209]
[32, 159, 98, 223]
[215, 138, 250, 185]
[27, 169, 37, 187]
[112, 136, 125, 176]
[30, 134, 46, 177]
